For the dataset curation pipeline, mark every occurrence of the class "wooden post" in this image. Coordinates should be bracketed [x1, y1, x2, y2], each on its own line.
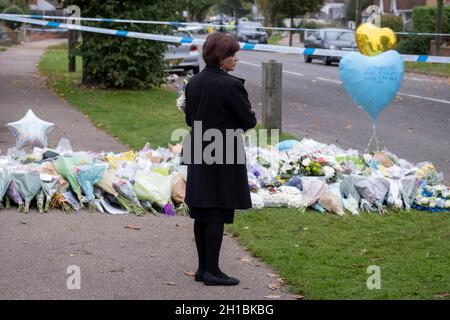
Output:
[68, 30, 76, 72]
[436, 0, 443, 56]
[261, 60, 282, 131]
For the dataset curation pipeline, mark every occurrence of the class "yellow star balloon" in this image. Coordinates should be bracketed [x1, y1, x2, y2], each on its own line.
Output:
[7, 109, 55, 149]
[355, 23, 397, 56]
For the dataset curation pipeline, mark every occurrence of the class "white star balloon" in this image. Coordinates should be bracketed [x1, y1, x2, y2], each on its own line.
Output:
[7, 109, 55, 149]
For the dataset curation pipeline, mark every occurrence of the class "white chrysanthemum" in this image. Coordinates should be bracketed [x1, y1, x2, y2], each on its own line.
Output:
[301, 158, 311, 166]
[323, 166, 335, 178]
[176, 95, 185, 110]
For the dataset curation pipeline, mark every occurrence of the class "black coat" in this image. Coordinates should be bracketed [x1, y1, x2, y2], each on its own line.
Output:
[182, 64, 257, 209]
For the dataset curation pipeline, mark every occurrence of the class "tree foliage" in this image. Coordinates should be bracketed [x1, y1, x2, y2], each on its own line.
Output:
[71, 0, 181, 89]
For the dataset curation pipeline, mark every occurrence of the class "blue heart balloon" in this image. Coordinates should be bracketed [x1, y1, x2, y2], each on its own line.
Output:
[339, 50, 404, 124]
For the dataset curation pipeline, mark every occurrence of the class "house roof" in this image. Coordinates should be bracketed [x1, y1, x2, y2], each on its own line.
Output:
[375, 0, 427, 12]
[29, 0, 56, 11]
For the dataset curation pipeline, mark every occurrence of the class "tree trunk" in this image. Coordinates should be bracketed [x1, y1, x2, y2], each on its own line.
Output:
[435, 0, 443, 56]
[355, 0, 361, 26]
[289, 16, 293, 47]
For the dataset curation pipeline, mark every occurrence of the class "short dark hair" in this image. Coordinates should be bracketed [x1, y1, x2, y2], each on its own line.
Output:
[202, 32, 240, 66]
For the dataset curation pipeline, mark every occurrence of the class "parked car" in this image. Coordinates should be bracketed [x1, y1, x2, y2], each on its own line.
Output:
[303, 28, 358, 65]
[183, 23, 207, 34]
[164, 30, 201, 74]
[235, 21, 268, 44]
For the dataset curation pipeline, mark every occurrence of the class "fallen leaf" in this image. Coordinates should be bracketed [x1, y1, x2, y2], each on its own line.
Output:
[264, 295, 280, 299]
[125, 224, 140, 230]
[345, 124, 352, 130]
[110, 267, 125, 273]
[268, 283, 280, 290]
[294, 295, 305, 300]
[276, 278, 285, 284]
[165, 282, 176, 286]
[266, 273, 278, 278]
[352, 264, 364, 268]
[239, 257, 252, 263]
[183, 271, 195, 277]
[435, 292, 450, 299]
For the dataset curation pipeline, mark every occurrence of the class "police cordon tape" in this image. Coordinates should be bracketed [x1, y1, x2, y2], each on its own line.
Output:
[1, 14, 449, 64]
[4, 13, 450, 37]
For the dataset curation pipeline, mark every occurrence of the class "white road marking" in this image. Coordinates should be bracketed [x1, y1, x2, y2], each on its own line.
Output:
[317, 77, 342, 84]
[238, 60, 260, 68]
[315, 77, 450, 105]
[283, 70, 304, 77]
[397, 92, 450, 104]
[239, 60, 304, 76]
[239, 63, 450, 105]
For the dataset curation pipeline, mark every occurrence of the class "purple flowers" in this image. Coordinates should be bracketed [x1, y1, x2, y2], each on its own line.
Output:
[163, 203, 176, 216]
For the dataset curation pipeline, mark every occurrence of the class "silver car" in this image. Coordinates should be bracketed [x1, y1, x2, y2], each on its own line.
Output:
[164, 30, 201, 74]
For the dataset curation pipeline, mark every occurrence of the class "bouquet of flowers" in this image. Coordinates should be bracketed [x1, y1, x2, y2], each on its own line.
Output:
[412, 182, 450, 212]
[41, 174, 61, 213]
[133, 171, 176, 216]
[11, 170, 42, 213]
[7, 180, 23, 209]
[0, 168, 11, 209]
[113, 179, 146, 216]
[176, 75, 191, 112]
[279, 153, 337, 183]
[73, 164, 106, 212]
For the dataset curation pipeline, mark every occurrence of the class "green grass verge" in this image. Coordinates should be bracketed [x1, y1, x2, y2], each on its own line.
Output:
[229, 209, 450, 299]
[405, 61, 450, 77]
[39, 44, 186, 149]
[39, 45, 450, 299]
[268, 34, 284, 45]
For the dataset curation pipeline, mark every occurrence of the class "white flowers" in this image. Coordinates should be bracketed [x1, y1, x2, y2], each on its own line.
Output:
[301, 158, 311, 167]
[176, 95, 186, 111]
[323, 166, 335, 179]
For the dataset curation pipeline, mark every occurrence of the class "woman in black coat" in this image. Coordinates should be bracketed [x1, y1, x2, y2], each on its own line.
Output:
[182, 32, 257, 286]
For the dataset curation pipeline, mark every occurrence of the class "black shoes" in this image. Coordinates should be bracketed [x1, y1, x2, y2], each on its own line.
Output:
[203, 271, 239, 286]
[195, 269, 205, 282]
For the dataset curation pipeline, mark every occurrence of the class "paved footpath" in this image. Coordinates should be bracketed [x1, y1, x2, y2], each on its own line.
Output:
[0, 40, 296, 300]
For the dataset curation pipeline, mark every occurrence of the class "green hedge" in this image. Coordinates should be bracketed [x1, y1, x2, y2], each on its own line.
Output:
[397, 6, 449, 55]
[2, 5, 24, 30]
[72, 0, 181, 89]
[381, 15, 403, 32]
[0, 0, 11, 12]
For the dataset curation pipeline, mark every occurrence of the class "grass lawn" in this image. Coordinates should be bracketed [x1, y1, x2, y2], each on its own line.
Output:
[405, 61, 450, 77]
[268, 33, 284, 45]
[39, 45, 450, 300]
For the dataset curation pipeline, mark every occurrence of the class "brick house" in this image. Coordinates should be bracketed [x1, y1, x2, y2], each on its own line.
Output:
[373, 0, 449, 26]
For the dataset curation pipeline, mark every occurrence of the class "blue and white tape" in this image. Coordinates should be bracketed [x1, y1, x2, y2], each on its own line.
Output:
[4, 14, 450, 37]
[1, 14, 449, 64]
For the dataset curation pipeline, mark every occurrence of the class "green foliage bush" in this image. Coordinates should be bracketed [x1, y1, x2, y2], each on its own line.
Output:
[381, 15, 403, 32]
[2, 5, 24, 30]
[0, 0, 11, 12]
[397, 6, 449, 55]
[72, 0, 181, 89]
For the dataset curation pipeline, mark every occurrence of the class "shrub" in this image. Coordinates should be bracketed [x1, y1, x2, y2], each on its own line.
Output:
[71, 0, 181, 89]
[397, 6, 449, 55]
[0, 0, 11, 12]
[2, 5, 24, 30]
[381, 15, 403, 32]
